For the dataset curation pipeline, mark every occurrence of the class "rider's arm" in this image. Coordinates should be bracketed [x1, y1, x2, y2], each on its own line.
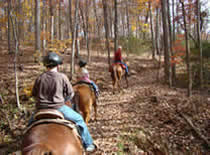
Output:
[63, 74, 75, 101]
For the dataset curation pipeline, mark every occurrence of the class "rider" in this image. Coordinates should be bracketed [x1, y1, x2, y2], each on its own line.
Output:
[31, 52, 97, 152]
[77, 59, 100, 97]
[114, 46, 129, 76]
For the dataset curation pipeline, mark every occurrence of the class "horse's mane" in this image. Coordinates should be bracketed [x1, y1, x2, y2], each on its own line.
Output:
[22, 143, 53, 155]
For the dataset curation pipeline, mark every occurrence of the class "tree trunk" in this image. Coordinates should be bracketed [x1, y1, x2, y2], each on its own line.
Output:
[70, 0, 79, 79]
[69, 0, 73, 39]
[161, 0, 172, 87]
[155, 7, 160, 55]
[85, 0, 90, 62]
[196, 0, 203, 89]
[149, 1, 155, 59]
[93, 0, 100, 38]
[42, 0, 47, 55]
[114, 0, 118, 52]
[7, 0, 11, 53]
[50, 0, 54, 41]
[102, 0, 111, 65]
[180, 0, 192, 97]
[58, 1, 62, 40]
[167, 0, 175, 85]
[35, 0, 41, 53]
[171, 0, 176, 85]
[126, 0, 130, 37]
[9, 9, 21, 110]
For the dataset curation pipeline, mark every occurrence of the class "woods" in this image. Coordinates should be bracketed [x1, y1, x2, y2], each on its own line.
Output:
[0, 0, 210, 154]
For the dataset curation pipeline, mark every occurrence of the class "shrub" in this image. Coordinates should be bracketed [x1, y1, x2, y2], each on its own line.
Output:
[118, 36, 151, 55]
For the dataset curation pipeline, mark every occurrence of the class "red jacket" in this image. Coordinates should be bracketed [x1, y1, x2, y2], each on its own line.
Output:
[114, 48, 122, 62]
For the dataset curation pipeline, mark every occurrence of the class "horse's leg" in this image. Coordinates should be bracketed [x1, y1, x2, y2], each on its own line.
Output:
[112, 68, 118, 93]
[93, 101, 97, 121]
[125, 74, 129, 88]
[118, 70, 122, 91]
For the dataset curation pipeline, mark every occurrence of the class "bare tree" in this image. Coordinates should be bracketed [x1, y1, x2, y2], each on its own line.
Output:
[9, 9, 21, 109]
[69, 0, 73, 38]
[49, 0, 54, 41]
[180, 0, 192, 97]
[58, 1, 62, 40]
[149, 1, 155, 58]
[102, 0, 111, 65]
[114, 0, 118, 51]
[93, 0, 100, 38]
[7, 0, 11, 53]
[70, 0, 79, 79]
[196, 0, 203, 89]
[161, 0, 172, 87]
[35, 0, 41, 53]
[167, 0, 175, 85]
[155, 7, 160, 55]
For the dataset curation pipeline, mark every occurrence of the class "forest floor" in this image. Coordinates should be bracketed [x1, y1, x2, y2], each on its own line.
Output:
[0, 41, 210, 154]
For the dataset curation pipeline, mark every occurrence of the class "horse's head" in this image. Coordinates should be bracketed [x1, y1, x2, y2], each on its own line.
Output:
[124, 59, 129, 67]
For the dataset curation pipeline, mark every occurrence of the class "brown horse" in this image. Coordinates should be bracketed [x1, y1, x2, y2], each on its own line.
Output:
[21, 110, 83, 155]
[73, 83, 97, 124]
[110, 63, 128, 92]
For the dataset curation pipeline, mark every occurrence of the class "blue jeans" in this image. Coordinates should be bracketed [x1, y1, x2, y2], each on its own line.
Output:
[58, 105, 93, 148]
[90, 81, 99, 95]
[28, 105, 93, 149]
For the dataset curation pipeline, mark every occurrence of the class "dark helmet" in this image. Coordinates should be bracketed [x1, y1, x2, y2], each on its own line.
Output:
[43, 52, 63, 67]
[78, 59, 87, 68]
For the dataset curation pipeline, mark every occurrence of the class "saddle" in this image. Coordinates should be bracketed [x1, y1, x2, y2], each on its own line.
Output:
[24, 109, 80, 139]
[73, 81, 95, 92]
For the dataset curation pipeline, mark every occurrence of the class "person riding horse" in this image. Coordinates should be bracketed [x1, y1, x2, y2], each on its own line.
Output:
[29, 52, 97, 152]
[77, 59, 100, 97]
[114, 46, 129, 76]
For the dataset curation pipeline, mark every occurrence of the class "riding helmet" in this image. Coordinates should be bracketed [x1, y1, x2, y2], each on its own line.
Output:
[43, 52, 63, 67]
[79, 59, 87, 68]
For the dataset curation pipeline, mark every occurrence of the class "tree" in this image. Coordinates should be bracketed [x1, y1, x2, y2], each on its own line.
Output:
[149, 1, 155, 58]
[114, 0, 118, 51]
[7, 0, 11, 53]
[93, 0, 100, 38]
[180, 0, 192, 97]
[102, 0, 111, 65]
[49, 0, 54, 41]
[70, 0, 79, 79]
[35, 0, 41, 53]
[196, 0, 203, 89]
[161, 0, 172, 87]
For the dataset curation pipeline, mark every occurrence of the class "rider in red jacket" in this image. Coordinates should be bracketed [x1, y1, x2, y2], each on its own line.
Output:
[114, 46, 129, 75]
[114, 47, 122, 62]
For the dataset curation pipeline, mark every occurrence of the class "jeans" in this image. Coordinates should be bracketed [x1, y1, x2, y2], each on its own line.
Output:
[90, 81, 99, 95]
[28, 105, 93, 149]
[57, 105, 93, 148]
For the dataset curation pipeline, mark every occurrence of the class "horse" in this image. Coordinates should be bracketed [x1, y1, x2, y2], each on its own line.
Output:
[73, 83, 97, 124]
[110, 62, 128, 92]
[21, 109, 83, 155]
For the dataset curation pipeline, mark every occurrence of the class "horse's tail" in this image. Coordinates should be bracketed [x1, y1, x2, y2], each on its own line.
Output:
[22, 143, 53, 155]
[112, 65, 118, 82]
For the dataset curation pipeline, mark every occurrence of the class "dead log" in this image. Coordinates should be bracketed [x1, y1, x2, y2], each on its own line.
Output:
[180, 113, 210, 148]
